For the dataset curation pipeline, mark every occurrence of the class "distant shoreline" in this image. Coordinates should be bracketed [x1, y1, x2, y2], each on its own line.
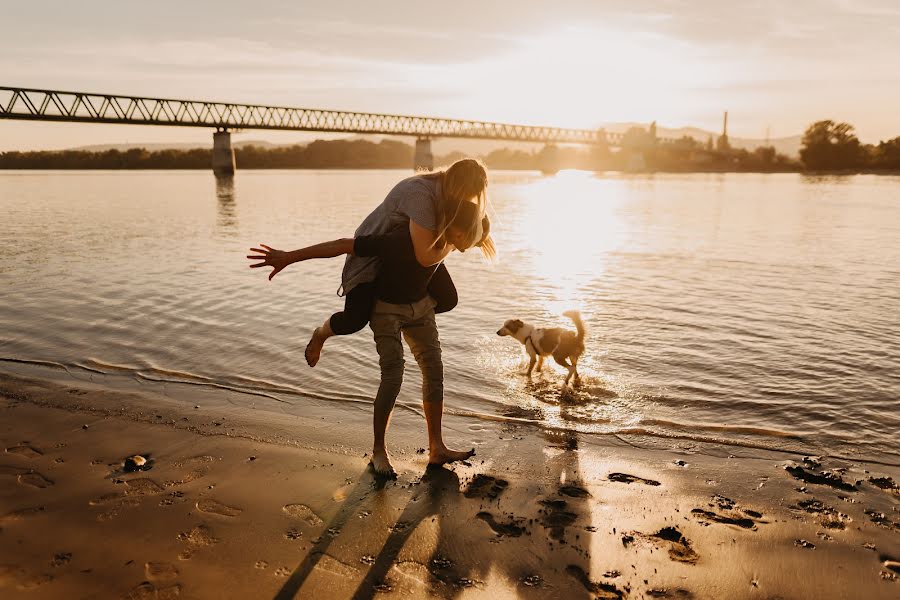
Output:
[3, 165, 900, 175]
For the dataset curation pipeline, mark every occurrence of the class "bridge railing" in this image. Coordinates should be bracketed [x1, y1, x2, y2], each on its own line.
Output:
[1, 86, 633, 145]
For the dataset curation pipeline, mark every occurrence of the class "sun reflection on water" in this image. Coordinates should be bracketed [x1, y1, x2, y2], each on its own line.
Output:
[511, 170, 627, 316]
[473, 171, 648, 436]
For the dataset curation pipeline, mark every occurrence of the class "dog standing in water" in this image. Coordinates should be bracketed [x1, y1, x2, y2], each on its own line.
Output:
[497, 311, 585, 385]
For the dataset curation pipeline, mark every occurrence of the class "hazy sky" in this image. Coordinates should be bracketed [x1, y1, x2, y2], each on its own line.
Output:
[2, 0, 899, 150]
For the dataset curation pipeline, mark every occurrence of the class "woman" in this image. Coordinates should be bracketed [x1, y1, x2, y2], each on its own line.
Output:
[253, 159, 494, 366]
[247, 159, 495, 474]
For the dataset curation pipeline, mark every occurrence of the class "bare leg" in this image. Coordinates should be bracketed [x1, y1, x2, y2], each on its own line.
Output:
[370, 311, 405, 477]
[371, 389, 398, 476]
[403, 311, 474, 466]
[305, 317, 333, 368]
[423, 400, 474, 465]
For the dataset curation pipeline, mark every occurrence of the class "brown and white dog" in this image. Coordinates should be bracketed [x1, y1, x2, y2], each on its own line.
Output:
[496, 311, 585, 385]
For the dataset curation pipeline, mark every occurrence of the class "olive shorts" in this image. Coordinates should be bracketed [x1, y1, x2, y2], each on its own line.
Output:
[369, 296, 443, 414]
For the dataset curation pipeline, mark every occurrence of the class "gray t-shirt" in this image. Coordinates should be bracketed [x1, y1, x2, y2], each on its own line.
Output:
[340, 175, 441, 296]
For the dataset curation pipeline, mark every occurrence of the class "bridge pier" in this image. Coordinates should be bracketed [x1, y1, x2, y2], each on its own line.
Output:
[537, 144, 560, 175]
[212, 129, 235, 177]
[414, 137, 433, 171]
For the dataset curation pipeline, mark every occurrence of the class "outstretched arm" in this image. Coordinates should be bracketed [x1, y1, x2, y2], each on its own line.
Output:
[247, 239, 354, 280]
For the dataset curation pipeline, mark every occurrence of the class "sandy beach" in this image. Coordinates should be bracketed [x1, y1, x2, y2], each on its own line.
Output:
[0, 370, 896, 599]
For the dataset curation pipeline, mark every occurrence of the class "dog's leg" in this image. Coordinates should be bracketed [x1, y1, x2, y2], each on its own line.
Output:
[553, 354, 574, 386]
[571, 356, 581, 385]
[524, 353, 536, 377]
[536, 356, 544, 372]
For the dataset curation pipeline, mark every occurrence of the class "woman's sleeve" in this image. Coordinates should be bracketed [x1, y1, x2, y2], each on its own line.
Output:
[394, 179, 438, 231]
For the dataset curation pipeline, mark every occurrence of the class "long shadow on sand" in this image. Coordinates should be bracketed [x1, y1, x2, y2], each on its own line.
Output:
[274, 389, 604, 599]
[272, 467, 390, 600]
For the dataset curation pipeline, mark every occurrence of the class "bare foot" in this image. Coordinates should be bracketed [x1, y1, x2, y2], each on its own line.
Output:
[429, 447, 475, 466]
[370, 449, 396, 478]
[304, 328, 325, 368]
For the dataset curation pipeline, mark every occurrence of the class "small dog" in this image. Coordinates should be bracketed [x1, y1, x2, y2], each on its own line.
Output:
[497, 311, 585, 385]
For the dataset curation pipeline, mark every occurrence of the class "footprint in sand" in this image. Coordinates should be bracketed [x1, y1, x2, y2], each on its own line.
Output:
[145, 561, 179, 583]
[690, 496, 765, 530]
[645, 587, 695, 598]
[90, 478, 164, 504]
[196, 498, 242, 518]
[94, 498, 142, 522]
[607, 472, 661, 486]
[690, 508, 758, 530]
[17, 472, 54, 488]
[463, 474, 509, 500]
[282, 503, 324, 526]
[632, 527, 700, 564]
[565, 565, 625, 599]
[0, 506, 46, 524]
[124, 581, 181, 600]
[166, 455, 218, 486]
[123, 478, 165, 496]
[538, 498, 578, 540]
[89, 478, 164, 520]
[0, 564, 53, 591]
[0, 465, 30, 477]
[476, 512, 525, 537]
[5, 445, 43, 459]
[177, 525, 219, 547]
[558, 484, 591, 498]
[50, 553, 72, 568]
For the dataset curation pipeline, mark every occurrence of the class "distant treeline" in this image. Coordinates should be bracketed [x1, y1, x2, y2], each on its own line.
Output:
[1, 121, 898, 173]
[0, 139, 415, 170]
[797, 120, 900, 172]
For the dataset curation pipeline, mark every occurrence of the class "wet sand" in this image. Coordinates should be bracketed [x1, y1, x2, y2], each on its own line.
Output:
[0, 371, 897, 599]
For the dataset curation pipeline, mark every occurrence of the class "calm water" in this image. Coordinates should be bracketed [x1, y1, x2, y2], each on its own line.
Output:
[1, 170, 898, 463]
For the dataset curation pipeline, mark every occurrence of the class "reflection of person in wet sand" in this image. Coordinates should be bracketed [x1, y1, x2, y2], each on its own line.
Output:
[247, 160, 495, 476]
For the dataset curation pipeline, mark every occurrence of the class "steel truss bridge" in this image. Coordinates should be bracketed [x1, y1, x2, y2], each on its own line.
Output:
[0, 86, 657, 174]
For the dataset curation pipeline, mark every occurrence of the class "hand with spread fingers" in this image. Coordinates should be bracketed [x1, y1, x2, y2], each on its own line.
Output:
[247, 244, 292, 281]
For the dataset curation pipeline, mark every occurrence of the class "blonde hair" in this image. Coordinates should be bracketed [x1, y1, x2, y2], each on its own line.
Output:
[423, 158, 496, 260]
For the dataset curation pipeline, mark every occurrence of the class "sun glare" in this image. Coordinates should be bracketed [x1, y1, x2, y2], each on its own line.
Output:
[460, 25, 726, 129]
[513, 171, 626, 314]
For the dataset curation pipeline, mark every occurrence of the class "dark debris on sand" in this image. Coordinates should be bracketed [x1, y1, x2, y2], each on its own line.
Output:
[649, 527, 700, 564]
[784, 465, 857, 492]
[476, 511, 525, 537]
[565, 564, 625, 599]
[608, 472, 661, 486]
[867, 476, 898, 492]
[690, 508, 757, 530]
[864, 509, 899, 530]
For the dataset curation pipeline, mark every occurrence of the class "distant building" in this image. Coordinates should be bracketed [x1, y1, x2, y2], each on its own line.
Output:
[716, 111, 731, 152]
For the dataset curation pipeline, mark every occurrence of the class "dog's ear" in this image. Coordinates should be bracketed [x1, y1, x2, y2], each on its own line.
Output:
[508, 319, 524, 333]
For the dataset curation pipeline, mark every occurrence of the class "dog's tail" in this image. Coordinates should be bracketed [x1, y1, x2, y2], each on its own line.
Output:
[562, 310, 585, 343]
